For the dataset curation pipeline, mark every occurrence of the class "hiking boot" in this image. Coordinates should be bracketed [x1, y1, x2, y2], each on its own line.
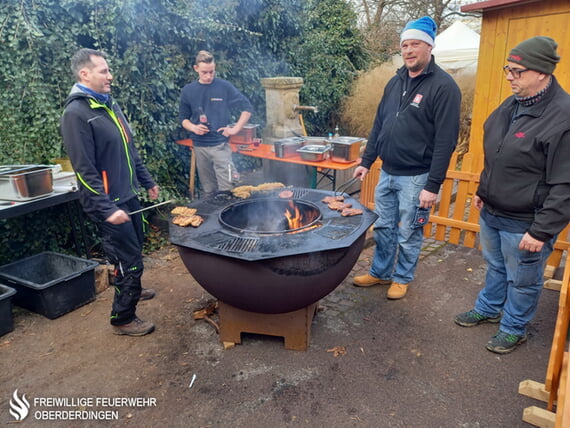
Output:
[112, 317, 155, 336]
[387, 282, 409, 299]
[454, 310, 501, 327]
[353, 274, 392, 287]
[486, 330, 527, 354]
[140, 288, 156, 301]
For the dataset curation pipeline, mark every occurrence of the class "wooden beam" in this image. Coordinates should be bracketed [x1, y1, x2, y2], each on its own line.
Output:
[519, 380, 551, 403]
[522, 406, 556, 428]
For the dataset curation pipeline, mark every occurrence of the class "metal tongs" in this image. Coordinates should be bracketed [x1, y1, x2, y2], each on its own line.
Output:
[334, 176, 360, 197]
[128, 199, 175, 215]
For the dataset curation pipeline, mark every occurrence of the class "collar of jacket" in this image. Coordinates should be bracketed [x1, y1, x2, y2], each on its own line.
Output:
[504, 75, 562, 119]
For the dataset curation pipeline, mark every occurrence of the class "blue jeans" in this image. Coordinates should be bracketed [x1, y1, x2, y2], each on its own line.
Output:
[369, 171, 428, 284]
[474, 216, 555, 336]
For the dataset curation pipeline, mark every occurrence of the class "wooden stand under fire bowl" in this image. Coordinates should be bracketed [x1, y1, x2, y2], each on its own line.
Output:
[218, 301, 318, 351]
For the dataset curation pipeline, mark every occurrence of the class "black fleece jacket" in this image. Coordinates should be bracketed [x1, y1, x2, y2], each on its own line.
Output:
[476, 77, 570, 242]
[60, 84, 156, 222]
[361, 56, 461, 194]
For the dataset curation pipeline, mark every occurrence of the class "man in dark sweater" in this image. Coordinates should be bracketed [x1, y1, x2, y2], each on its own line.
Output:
[179, 51, 253, 198]
[455, 36, 570, 354]
[353, 16, 461, 300]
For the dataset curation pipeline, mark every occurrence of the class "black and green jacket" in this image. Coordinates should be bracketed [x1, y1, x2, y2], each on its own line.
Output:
[60, 84, 156, 222]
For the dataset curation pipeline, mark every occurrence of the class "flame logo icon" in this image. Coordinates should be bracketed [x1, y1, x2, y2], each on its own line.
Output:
[9, 389, 30, 421]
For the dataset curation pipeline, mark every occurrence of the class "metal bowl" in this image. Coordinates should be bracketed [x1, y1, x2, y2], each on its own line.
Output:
[296, 145, 330, 162]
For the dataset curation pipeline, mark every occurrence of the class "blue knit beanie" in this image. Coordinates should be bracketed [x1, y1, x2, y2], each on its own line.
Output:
[400, 16, 437, 47]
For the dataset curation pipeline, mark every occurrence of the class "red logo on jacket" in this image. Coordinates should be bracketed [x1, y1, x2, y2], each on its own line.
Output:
[515, 132, 525, 138]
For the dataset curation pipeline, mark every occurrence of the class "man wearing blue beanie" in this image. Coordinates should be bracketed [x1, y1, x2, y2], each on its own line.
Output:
[353, 16, 461, 300]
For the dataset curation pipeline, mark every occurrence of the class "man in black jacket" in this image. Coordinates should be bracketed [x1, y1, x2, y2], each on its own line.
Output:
[353, 16, 461, 300]
[61, 48, 159, 336]
[455, 37, 570, 354]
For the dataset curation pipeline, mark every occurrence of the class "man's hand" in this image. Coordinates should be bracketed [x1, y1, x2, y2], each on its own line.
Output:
[473, 195, 484, 211]
[353, 166, 369, 181]
[418, 189, 437, 209]
[148, 185, 159, 200]
[218, 126, 239, 138]
[193, 123, 210, 135]
[106, 209, 131, 225]
[519, 232, 544, 252]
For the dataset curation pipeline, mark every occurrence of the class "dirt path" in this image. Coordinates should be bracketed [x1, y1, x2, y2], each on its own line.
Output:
[0, 243, 559, 427]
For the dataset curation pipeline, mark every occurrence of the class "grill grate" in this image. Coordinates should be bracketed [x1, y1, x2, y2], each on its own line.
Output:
[215, 236, 259, 253]
[291, 188, 310, 199]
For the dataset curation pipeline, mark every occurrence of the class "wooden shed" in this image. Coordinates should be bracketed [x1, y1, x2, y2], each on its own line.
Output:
[456, 3, 570, 426]
[462, 0, 570, 158]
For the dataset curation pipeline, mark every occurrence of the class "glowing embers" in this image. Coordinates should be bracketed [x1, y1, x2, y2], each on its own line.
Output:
[219, 198, 321, 235]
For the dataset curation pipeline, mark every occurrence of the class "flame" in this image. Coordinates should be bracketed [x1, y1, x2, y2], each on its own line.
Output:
[9, 389, 30, 421]
[284, 201, 303, 229]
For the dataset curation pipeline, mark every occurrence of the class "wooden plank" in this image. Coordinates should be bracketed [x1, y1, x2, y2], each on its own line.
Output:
[449, 176, 471, 244]
[428, 215, 480, 232]
[544, 279, 563, 292]
[545, 252, 570, 405]
[519, 379, 550, 403]
[556, 352, 569, 428]
[434, 177, 454, 241]
[522, 406, 556, 428]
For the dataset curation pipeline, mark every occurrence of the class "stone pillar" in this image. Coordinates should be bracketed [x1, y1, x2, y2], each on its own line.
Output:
[260, 77, 304, 143]
[258, 77, 308, 186]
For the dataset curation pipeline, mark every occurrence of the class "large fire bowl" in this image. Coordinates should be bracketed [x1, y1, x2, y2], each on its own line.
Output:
[170, 188, 377, 314]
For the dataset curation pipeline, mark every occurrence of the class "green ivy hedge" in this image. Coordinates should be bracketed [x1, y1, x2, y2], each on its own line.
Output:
[0, 0, 368, 265]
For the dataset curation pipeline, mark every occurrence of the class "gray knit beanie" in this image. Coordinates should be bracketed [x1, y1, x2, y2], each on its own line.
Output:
[507, 36, 560, 75]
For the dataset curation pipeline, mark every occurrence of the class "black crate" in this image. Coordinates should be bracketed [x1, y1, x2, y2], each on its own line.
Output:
[0, 284, 16, 336]
[0, 252, 98, 319]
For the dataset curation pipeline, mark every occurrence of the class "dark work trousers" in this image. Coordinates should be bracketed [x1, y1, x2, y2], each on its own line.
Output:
[98, 198, 145, 325]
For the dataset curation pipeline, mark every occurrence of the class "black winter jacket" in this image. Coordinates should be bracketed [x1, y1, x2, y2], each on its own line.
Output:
[476, 77, 570, 242]
[360, 56, 461, 194]
[60, 85, 156, 222]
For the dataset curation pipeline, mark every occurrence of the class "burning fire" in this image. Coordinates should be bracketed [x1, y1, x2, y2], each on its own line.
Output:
[284, 201, 303, 230]
[283, 200, 321, 233]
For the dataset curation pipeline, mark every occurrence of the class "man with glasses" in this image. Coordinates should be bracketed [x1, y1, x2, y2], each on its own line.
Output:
[455, 37, 570, 354]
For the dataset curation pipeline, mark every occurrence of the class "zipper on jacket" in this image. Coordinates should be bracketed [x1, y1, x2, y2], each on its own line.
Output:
[88, 99, 137, 194]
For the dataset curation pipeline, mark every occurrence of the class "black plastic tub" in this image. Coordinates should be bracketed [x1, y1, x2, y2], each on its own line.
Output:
[0, 284, 16, 335]
[0, 252, 98, 319]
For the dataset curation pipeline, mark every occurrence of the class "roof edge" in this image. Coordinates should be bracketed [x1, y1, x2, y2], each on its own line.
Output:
[462, 0, 540, 13]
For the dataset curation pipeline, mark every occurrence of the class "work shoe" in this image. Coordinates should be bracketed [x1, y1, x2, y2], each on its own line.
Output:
[112, 317, 155, 336]
[387, 282, 409, 299]
[353, 274, 392, 287]
[486, 330, 527, 354]
[454, 310, 501, 327]
[140, 288, 156, 301]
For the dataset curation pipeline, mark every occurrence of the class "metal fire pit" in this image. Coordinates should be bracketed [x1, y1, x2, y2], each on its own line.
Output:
[170, 188, 377, 314]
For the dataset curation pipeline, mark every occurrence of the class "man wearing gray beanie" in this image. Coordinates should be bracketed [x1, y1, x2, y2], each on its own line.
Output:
[455, 36, 570, 354]
[353, 16, 461, 300]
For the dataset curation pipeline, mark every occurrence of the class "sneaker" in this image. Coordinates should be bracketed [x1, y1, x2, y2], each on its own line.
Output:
[454, 310, 501, 327]
[387, 282, 409, 299]
[112, 317, 155, 336]
[486, 330, 527, 354]
[353, 274, 392, 287]
[140, 288, 156, 301]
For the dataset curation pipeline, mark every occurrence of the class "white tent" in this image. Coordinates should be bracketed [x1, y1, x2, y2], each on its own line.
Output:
[432, 20, 480, 73]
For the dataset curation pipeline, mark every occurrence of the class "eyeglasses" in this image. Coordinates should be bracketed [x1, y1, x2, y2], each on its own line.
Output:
[503, 65, 530, 79]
